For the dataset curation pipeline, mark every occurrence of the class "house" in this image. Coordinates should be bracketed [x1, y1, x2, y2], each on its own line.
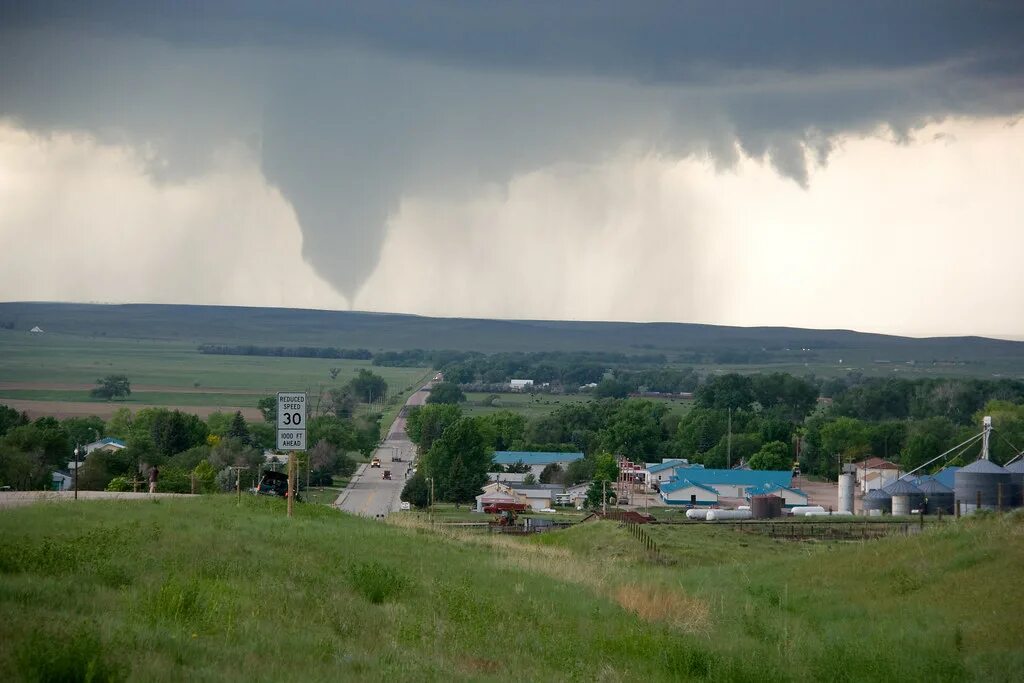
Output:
[854, 457, 903, 493]
[509, 379, 534, 391]
[645, 459, 690, 487]
[663, 468, 793, 498]
[476, 482, 525, 511]
[52, 470, 73, 491]
[263, 450, 291, 467]
[84, 437, 126, 455]
[506, 483, 565, 510]
[746, 484, 809, 508]
[493, 451, 585, 477]
[555, 482, 590, 509]
[660, 479, 720, 506]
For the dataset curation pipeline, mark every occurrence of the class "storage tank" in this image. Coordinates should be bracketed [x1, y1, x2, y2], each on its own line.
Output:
[685, 508, 707, 520]
[883, 479, 924, 516]
[916, 477, 954, 514]
[805, 510, 853, 517]
[1004, 459, 1024, 508]
[862, 488, 891, 515]
[790, 505, 825, 516]
[838, 473, 856, 513]
[954, 458, 1011, 513]
[706, 509, 753, 521]
[750, 495, 783, 519]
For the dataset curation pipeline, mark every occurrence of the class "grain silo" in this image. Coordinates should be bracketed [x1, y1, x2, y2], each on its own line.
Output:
[838, 473, 856, 513]
[1004, 459, 1024, 508]
[954, 458, 1011, 513]
[916, 477, 954, 515]
[750, 494, 783, 519]
[862, 488, 891, 515]
[885, 479, 924, 516]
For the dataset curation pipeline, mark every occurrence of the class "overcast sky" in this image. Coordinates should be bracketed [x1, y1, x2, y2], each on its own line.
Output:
[1, 2, 1022, 338]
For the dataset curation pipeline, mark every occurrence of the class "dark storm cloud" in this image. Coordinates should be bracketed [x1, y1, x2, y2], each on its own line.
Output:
[1, 1, 1023, 298]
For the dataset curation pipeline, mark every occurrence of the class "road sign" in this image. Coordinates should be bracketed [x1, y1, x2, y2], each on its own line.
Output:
[277, 429, 306, 451]
[276, 392, 306, 451]
[276, 392, 307, 430]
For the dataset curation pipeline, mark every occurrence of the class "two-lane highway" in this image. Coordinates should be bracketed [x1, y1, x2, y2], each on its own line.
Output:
[335, 385, 429, 517]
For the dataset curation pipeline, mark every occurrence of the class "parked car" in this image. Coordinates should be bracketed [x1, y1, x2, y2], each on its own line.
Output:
[382, 470, 392, 480]
[255, 471, 289, 497]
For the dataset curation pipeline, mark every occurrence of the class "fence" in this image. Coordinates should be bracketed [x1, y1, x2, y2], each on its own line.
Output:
[622, 520, 660, 558]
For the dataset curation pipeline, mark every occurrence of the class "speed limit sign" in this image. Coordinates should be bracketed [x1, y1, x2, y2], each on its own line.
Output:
[276, 392, 306, 451]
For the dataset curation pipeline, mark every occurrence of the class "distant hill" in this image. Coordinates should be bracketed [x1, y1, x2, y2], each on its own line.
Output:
[1, 302, 1022, 374]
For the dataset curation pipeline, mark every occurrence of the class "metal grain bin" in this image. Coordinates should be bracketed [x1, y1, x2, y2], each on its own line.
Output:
[751, 494, 783, 519]
[1004, 460, 1024, 508]
[954, 459, 1011, 513]
[862, 488, 891, 514]
[916, 477, 954, 514]
[883, 479, 924, 515]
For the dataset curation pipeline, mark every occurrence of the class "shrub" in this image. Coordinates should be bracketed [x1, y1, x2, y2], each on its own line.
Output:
[105, 476, 131, 492]
[17, 625, 126, 682]
[346, 561, 408, 604]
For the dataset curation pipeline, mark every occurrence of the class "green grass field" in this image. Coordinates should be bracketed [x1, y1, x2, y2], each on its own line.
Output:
[1, 497, 1021, 681]
[461, 391, 694, 419]
[0, 331, 431, 417]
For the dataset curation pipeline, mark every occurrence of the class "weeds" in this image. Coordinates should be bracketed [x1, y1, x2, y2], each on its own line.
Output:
[346, 561, 408, 604]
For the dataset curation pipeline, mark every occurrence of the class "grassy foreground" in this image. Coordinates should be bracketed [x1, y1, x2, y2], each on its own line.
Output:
[1, 498, 1023, 682]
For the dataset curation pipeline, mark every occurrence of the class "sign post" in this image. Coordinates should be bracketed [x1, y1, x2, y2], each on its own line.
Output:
[276, 392, 307, 518]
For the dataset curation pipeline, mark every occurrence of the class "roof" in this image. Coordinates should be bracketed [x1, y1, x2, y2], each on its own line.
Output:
[958, 458, 1009, 474]
[913, 477, 954, 494]
[647, 459, 685, 474]
[659, 478, 719, 495]
[883, 479, 923, 495]
[493, 451, 585, 466]
[745, 484, 808, 498]
[668, 468, 792, 489]
[930, 467, 960, 488]
[1005, 460, 1024, 474]
[507, 483, 564, 492]
[87, 437, 126, 449]
[855, 457, 900, 471]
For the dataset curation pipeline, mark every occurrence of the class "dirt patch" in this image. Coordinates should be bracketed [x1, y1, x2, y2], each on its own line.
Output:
[791, 477, 840, 508]
[613, 583, 710, 634]
[0, 398, 263, 421]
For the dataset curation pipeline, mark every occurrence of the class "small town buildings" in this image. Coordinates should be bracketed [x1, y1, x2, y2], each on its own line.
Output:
[476, 482, 523, 511]
[51, 470, 73, 491]
[659, 479, 720, 506]
[745, 484, 809, 508]
[509, 379, 534, 391]
[854, 457, 903, 493]
[493, 451, 585, 477]
[645, 459, 690, 487]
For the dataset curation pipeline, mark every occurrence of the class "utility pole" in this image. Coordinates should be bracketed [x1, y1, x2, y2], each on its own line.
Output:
[73, 444, 80, 500]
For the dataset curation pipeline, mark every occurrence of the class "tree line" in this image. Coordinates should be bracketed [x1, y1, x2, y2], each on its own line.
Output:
[198, 344, 373, 360]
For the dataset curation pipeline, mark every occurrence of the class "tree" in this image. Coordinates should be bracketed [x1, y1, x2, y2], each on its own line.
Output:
[405, 404, 462, 454]
[819, 416, 871, 463]
[192, 460, 218, 493]
[584, 453, 619, 509]
[60, 416, 105, 447]
[1, 420, 71, 470]
[747, 441, 792, 471]
[327, 386, 358, 418]
[349, 369, 388, 403]
[695, 374, 755, 411]
[77, 449, 132, 490]
[426, 382, 466, 405]
[105, 407, 135, 440]
[308, 415, 359, 454]
[505, 460, 530, 473]
[205, 411, 234, 437]
[257, 396, 277, 423]
[0, 404, 29, 439]
[598, 400, 668, 459]
[91, 375, 131, 400]
[149, 410, 210, 457]
[473, 411, 526, 450]
[594, 379, 631, 399]
[227, 411, 249, 441]
[539, 463, 563, 484]
[0, 446, 49, 490]
[421, 418, 493, 503]
[522, 472, 537, 485]
[401, 471, 430, 508]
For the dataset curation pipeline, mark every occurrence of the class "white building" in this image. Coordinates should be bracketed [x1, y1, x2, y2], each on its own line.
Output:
[659, 479, 720, 506]
[854, 457, 903, 493]
[509, 379, 534, 391]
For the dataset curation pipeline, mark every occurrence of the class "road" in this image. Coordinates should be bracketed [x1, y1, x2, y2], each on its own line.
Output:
[335, 385, 429, 517]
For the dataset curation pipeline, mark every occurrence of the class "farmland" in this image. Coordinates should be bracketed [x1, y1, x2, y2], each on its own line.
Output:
[0, 330, 431, 420]
[0, 497, 1021, 681]
[460, 391, 693, 420]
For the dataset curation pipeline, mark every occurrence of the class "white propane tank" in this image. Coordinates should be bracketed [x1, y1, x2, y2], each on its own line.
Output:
[685, 508, 706, 520]
[805, 510, 854, 517]
[706, 509, 753, 521]
[790, 505, 826, 516]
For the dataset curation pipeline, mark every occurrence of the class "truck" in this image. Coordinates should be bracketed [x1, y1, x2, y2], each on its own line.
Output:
[382, 470, 392, 480]
[370, 457, 381, 468]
